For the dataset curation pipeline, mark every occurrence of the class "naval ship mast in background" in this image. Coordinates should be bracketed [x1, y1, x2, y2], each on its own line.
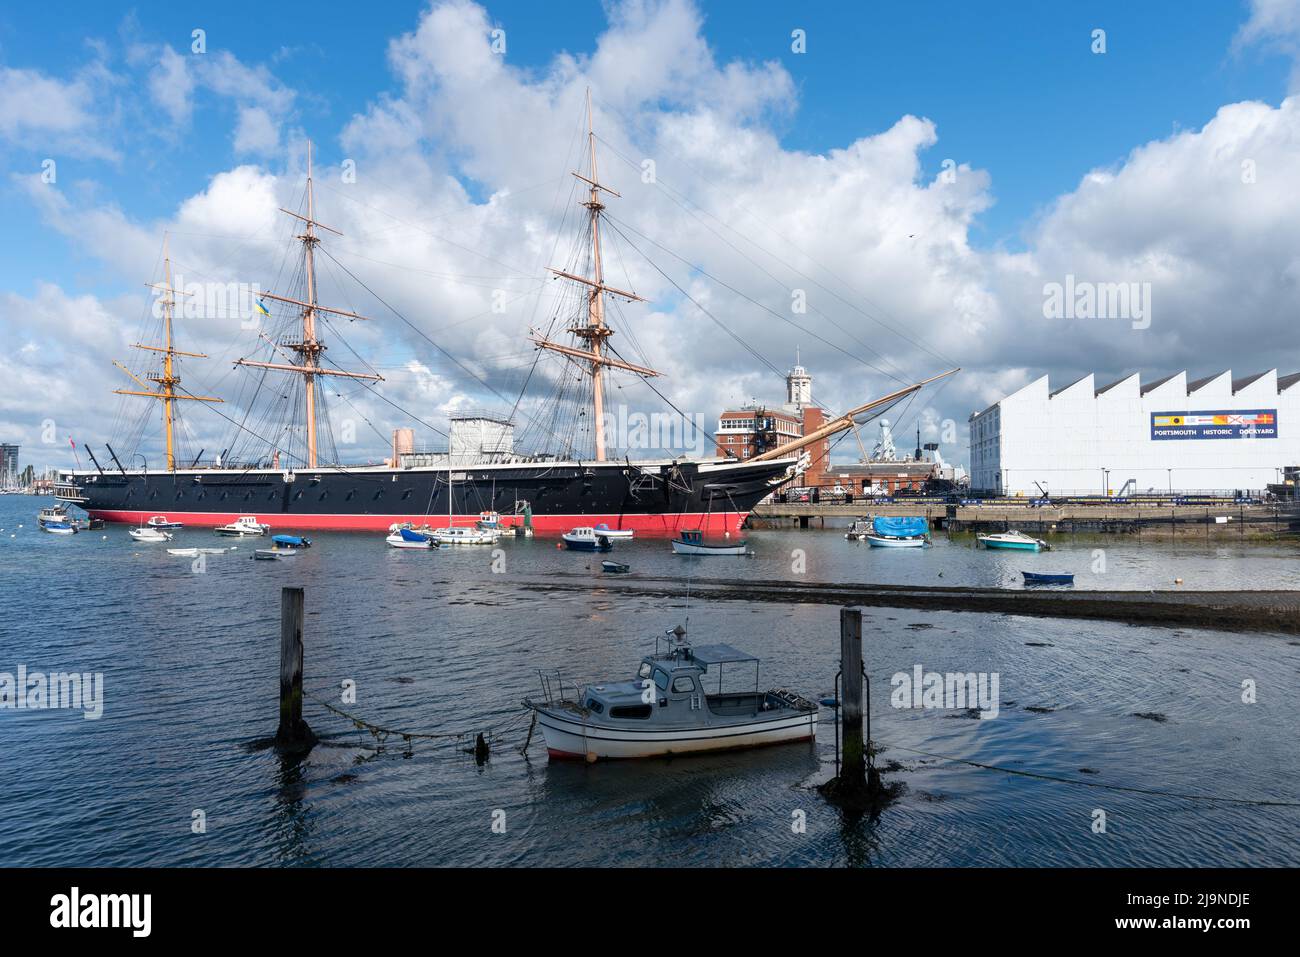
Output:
[58, 99, 957, 533]
[234, 141, 382, 470]
[530, 90, 660, 463]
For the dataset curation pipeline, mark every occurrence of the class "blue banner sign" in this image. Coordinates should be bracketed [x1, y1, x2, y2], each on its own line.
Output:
[1150, 409, 1278, 440]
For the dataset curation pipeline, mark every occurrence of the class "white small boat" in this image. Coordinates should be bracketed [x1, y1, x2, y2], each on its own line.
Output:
[593, 522, 634, 540]
[432, 525, 499, 546]
[254, 547, 297, 559]
[40, 521, 78, 535]
[524, 627, 817, 761]
[864, 533, 928, 548]
[386, 525, 434, 549]
[129, 526, 173, 543]
[562, 527, 613, 551]
[37, 505, 71, 525]
[146, 515, 184, 530]
[215, 516, 270, 537]
[670, 529, 749, 556]
[169, 547, 229, 556]
[845, 517, 875, 541]
[977, 530, 1050, 552]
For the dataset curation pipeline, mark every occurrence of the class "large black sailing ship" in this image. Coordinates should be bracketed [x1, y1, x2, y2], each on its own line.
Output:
[58, 94, 954, 534]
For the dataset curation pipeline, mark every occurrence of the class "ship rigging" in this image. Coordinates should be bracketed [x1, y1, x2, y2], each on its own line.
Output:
[60, 91, 957, 533]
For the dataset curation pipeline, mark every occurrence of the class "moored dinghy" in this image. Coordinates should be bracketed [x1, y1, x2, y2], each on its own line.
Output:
[1022, 571, 1074, 585]
[593, 522, 634, 540]
[977, 530, 1050, 552]
[129, 526, 172, 543]
[562, 527, 613, 551]
[216, 516, 271, 537]
[386, 524, 434, 549]
[601, 559, 630, 573]
[524, 626, 817, 760]
[670, 528, 749, 556]
[863, 516, 930, 548]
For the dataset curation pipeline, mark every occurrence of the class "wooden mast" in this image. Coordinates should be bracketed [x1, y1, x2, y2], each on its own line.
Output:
[113, 234, 223, 470]
[236, 140, 383, 469]
[532, 90, 659, 461]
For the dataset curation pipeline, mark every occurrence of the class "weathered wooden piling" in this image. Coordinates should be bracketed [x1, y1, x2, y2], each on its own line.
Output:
[839, 607, 866, 790]
[275, 586, 317, 752]
[820, 606, 888, 809]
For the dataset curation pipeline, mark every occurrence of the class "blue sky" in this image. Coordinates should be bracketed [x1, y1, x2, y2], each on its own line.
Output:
[1, 0, 1288, 298]
[3, 0, 1299, 471]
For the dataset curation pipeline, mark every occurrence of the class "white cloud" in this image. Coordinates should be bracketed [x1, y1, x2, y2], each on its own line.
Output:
[147, 46, 194, 124]
[1235, 0, 1300, 89]
[11, 0, 1300, 472]
[233, 106, 281, 155]
[0, 65, 119, 159]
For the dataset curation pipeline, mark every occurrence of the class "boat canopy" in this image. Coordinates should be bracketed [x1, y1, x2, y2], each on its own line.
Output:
[689, 643, 759, 665]
[873, 516, 928, 538]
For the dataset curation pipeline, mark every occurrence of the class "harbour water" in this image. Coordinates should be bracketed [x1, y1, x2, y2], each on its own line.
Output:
[2, 495, 1298, 867]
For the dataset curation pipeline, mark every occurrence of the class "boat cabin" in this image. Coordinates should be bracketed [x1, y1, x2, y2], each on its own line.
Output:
[581, 642, 768, 721]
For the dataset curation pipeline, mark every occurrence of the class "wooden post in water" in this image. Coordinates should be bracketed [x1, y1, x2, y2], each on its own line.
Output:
[839, 607, 866, 790]
[275, 586, 317, 752]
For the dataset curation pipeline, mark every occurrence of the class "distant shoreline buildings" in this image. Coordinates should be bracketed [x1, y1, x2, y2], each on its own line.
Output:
[715, 357, 832, 485]
[969, 370, 1300, 496]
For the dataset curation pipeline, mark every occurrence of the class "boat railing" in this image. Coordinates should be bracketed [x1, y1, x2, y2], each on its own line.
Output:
[534, 669, 582, 706]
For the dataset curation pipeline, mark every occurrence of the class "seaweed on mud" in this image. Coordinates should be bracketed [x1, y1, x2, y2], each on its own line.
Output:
[1023, 705, 1055, 713]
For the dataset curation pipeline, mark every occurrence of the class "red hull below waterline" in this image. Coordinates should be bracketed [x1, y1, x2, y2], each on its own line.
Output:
[84, 509, 749, 536]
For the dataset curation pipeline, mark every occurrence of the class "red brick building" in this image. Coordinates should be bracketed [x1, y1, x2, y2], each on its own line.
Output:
[715, 358, 833, 486]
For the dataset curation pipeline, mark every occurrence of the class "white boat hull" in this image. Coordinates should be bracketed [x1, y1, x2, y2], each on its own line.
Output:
[671, 540, 748, 555]
[864, 534, 928, 548]
[386, 534, 433, 549]
[533, 707, 816, 760]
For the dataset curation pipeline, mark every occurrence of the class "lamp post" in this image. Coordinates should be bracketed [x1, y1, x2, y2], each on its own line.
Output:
[1102, 468, 1110, 499]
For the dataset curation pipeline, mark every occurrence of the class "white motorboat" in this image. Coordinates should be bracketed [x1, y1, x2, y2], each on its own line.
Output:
[562, 527, 613, 551]
[592, 522, 634, 540]
[386, 524, 434, 549]
[670, 529, 749, 556]
[146, 515, 184, 530]
[524, 626, 818, 761]
[129, 526, 172, 543]
[40, 521, 78, 535]
[431, 525, 499, 546]
[38, 504, 71, 525]
[215, 516, 271, 537]
[977, 530, 1050, 552]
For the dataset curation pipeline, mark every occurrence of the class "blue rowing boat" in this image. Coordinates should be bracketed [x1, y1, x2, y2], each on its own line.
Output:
[1022, 572, 1074, 585]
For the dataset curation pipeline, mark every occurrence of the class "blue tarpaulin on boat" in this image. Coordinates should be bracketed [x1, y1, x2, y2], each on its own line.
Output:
[399, 527, 429, 543]
[872, 516, 928, 538]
